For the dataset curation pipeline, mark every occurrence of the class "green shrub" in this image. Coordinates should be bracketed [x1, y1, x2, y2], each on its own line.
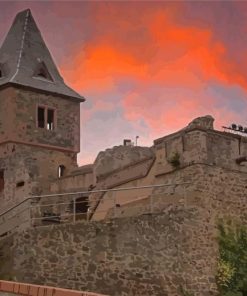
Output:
[216, 220, 247, 296]
[168, 151, 180, 168]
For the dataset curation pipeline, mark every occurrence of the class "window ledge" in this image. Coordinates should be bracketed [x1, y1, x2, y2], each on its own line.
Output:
[32, 76, 54, 84]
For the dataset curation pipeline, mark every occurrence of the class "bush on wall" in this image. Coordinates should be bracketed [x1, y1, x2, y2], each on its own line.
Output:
[168, 151, 180, 169]
[216, 220, 247, 296]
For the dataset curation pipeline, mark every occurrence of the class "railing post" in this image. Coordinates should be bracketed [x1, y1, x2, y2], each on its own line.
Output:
[172, 182, 176, 195]
[87, 207, 90, 221]
[183, 184, 186, 207]
[150, 194, 153, 214]
[73, 197, 76, 223]
[113, 195, 116, 218]
[29, 202, 32, 227]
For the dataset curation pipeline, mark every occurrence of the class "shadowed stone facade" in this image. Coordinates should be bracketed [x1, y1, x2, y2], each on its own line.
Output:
[0, 206, 218, 296]
[0, 9, 83, 213]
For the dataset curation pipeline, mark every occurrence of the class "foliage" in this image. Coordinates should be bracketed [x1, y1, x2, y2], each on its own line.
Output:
[168, 151, 180, 169]
[216, 220, 247, 296]
[217, 259, 236, 288]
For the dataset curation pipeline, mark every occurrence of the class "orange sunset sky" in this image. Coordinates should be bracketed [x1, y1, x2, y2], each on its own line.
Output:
[0, 1, 247, 165]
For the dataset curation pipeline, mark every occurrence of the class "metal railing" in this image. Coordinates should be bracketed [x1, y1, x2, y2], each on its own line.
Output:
[0, 182, 190, 236]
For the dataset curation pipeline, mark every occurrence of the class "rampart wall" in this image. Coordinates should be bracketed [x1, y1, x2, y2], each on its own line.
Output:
[89, 126, 247, 220]
[0, 205, 218, 296]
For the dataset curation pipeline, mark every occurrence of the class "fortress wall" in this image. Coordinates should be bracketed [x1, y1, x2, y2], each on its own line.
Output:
[154, 129, 208, 166]
[38, 115, 247, 225]
[0, 143, 76, 210]
[154, 164, 247, 223]
[104, 163, 247, 225]
[154, 127, 247, 172]
[0, 206, 218, 296]
[50, 171, 94, 193]
[0, 120, 247, 296]
[91, 127, 247, 221]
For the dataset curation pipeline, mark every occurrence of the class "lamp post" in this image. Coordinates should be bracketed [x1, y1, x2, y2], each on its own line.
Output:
[135, 136, 139, 146]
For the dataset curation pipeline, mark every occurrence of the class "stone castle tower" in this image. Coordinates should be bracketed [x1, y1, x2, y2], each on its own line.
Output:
[0, 9, 85, 209]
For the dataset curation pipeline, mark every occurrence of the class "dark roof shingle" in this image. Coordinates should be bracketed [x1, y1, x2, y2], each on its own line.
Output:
[0, 9, 85, 102]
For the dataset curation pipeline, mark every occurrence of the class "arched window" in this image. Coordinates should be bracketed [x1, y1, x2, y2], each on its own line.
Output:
[58, 165, 65, 178]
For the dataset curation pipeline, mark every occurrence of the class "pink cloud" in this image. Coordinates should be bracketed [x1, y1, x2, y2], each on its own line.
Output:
[57, 3, 247, 162]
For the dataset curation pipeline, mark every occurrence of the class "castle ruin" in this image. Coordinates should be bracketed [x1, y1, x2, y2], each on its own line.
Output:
[0, 9, 246, 296]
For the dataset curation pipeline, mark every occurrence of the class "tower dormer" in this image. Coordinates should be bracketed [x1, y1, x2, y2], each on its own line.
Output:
[0, 9, 85, 209]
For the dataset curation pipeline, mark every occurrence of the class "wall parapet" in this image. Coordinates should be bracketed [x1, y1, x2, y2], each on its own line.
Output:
[0, 207, 219, 296]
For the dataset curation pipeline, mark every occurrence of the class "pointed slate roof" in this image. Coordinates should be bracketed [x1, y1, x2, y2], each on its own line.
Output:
[0, 9, 85, 102]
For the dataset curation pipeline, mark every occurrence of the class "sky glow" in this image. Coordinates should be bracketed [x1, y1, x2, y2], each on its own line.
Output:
[0, 1, 246, 165]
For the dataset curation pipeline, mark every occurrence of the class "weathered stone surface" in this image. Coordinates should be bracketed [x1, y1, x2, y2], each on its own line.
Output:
[87, 122, 247, 221]
[186, 115, 214, 130]
[0, 207, 218, 296]
[93, 145, 155, 179]
[0, 85, 80, 226]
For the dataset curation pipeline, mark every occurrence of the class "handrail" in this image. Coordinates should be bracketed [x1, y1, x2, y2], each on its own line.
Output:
[30, 182, 190, 199]
[0, 197, 32, 219]
[0, 182, 190, 220]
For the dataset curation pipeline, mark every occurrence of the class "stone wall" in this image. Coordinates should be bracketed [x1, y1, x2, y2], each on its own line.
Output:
[105, 163, 247, 226]
[0, 143, 77, 210]
[0, 87, 14, 143]
[89, 124, 247, 220]
[154, 163, 247, 224]
[154, 127, 247, 173]
[50, 165, 94, 193]
[0, 206, 218, 296]
[0, 85, 80, 212]
[0, 141, 79, 236]
[0, 86, 80, 152]
[93, 146, 155, 180]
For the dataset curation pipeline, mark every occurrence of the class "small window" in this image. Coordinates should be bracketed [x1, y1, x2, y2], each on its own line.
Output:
[58, 165, 65, 178]
[37, 69, 47, 79]
[16, 181, 25, 188]
[0, 170, 4, 192]
[37, 106, 56, 130]
[33, 62, 53, 82]
[0, 64, 5, 78]
[38, 107, 45, 128]
[47, 109, 54, 130]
